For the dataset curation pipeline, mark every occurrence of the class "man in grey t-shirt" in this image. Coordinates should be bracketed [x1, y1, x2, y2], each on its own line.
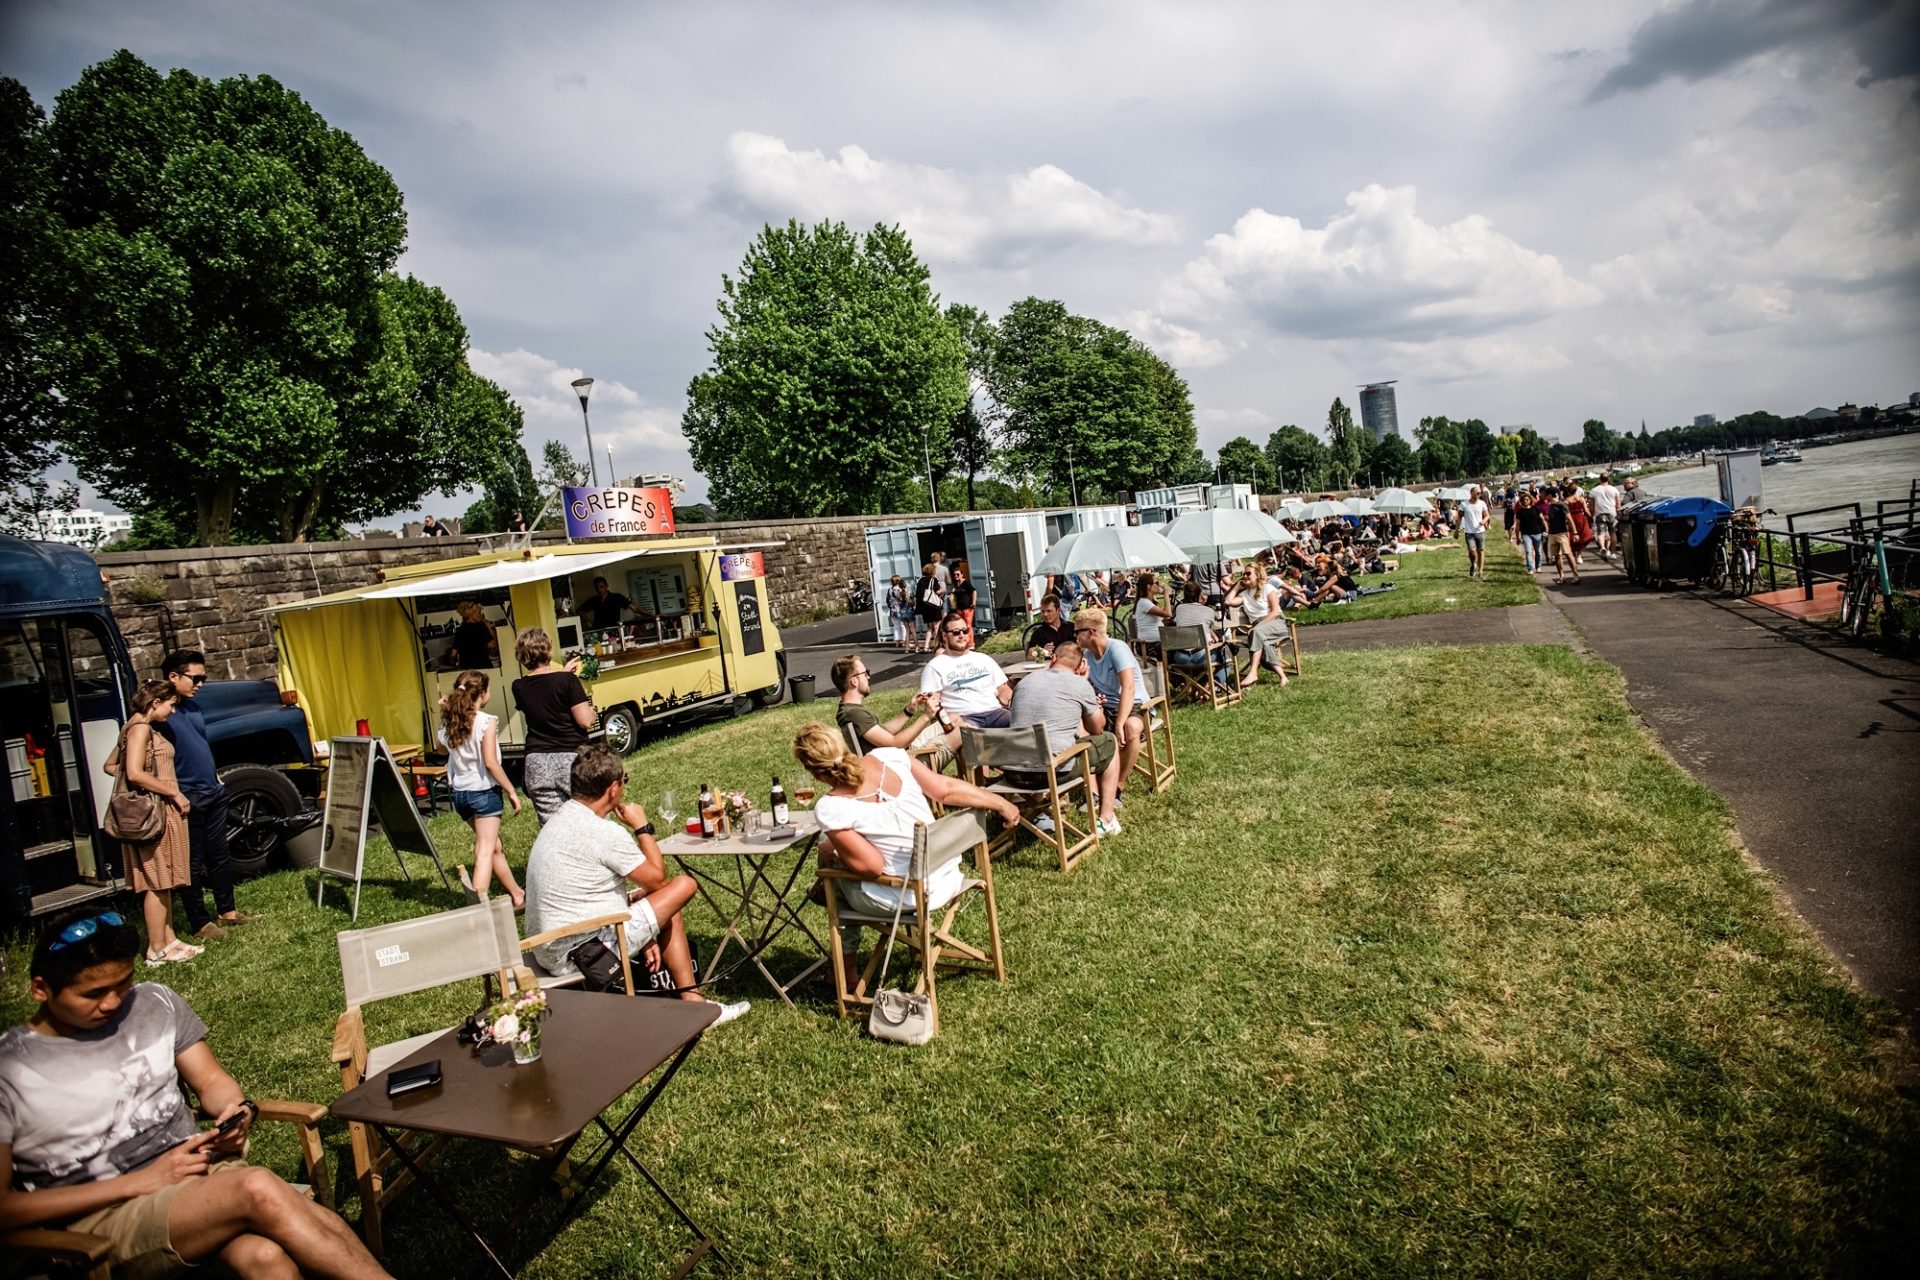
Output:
[522, 746, 748, 1024]
[1008, 643, 1120, 831]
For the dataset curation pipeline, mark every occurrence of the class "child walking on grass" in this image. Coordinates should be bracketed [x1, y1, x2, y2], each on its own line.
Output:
[438, 670, 524, 908]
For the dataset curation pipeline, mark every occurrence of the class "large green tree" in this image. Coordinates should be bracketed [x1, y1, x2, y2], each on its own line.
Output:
[1366, 432, 1417, 486]
[1488, 434, 1519, 477]
[1325, 397, 1366, 488]
[682, 219, 965, 519]
[944, 303, 999, 510]
[1264, 424, 1328, 493]
[0, 79, 60, 528]
[31, 52, 516, 545]
[462, 443, 541, 535]
[1514, 426, 1552, 471]
[1460, 418, 1495, 477]
[986, 297, 1197, 503]
[1215, 435, 1274, 493]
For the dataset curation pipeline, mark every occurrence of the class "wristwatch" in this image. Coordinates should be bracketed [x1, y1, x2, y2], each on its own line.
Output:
[632, 821, 656, 837]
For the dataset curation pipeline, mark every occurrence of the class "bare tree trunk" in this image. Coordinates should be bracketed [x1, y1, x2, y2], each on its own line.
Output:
[194, 475, 238, 547]
[289, 481, 325, 543]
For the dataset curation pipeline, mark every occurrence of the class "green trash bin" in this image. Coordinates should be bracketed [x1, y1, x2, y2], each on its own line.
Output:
[789, 674, 817, 704]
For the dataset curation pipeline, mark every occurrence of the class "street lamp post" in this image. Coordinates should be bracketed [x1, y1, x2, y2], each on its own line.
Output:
[920, 424, 938, 514]
[571, 377, 598, 487]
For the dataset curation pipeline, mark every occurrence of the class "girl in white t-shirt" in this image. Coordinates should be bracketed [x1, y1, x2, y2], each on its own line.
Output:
[793, 724, 1018, 976]
[438, 670, 525, 907]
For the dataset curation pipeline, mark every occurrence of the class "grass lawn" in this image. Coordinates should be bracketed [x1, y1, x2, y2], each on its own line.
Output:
[6, 645, 1913, 1277]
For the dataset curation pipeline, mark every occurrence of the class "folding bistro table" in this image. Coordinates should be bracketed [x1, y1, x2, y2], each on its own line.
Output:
[660, 811, 831, 1006]
[330, 990, 722, 1279]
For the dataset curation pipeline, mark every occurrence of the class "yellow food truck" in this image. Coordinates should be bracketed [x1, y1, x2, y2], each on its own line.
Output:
[263, 537, 786, 757]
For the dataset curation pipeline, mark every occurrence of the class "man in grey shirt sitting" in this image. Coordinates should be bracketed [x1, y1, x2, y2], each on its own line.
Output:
[1007, 642, 1123, 836]
[523, 746, 748, 1024]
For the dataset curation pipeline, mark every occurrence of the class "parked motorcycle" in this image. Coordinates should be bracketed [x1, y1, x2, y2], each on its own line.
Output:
[847, 576, 874, 614]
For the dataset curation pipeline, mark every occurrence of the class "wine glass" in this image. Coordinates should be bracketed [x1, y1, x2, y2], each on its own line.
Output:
[794, 783, 817, 808]
[658, 789, 680, 834]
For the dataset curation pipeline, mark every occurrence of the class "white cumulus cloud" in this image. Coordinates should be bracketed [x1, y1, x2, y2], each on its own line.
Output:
[717, 131, 1181, 268]
[1162, 184, 1602, 343]
[468, 347, 689, 479]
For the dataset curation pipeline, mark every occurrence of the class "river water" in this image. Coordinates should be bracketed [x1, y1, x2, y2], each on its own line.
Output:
[1635, 433, 1920, 526]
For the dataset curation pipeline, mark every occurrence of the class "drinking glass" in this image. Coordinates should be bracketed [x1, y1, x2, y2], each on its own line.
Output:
[794, 784, 817, 808]
[658, 789, 679, 833]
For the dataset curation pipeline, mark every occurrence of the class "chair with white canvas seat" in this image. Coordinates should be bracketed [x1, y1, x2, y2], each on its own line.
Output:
[960, 723, 1100, 873]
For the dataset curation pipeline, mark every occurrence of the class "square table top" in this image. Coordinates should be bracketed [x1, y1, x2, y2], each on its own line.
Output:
[658, 810, 820, 858]
[330, 989, 717, 1149]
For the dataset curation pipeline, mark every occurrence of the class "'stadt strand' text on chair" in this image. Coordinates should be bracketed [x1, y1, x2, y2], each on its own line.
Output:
[817, 810, 1006, 1028]
[961, 723, 1100, 873]
[332, 897, 524, 1257]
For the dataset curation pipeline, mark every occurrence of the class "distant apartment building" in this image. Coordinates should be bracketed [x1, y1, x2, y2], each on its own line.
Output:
[1358, 381, 1400, 441]
[33, 506, 132, 549]
[1499, 424, 1531, 436]
[1693, 413, 1717, 429]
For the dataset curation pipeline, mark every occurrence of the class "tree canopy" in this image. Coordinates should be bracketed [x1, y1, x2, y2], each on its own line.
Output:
[16, 52, 519, 545]
[1215, 435, 1274, 493]
[985, 297, 1197, 503]
[1264, 425, 1329, 493]
[682, 219, 966, 519]
[1325, 398, 1367, 489]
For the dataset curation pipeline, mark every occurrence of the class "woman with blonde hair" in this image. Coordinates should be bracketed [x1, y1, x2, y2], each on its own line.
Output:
[111, 680, 201, 965]
[792, 723, 1017, 975]
[511, 627, 594, 823]
[439, 669, 525, 906]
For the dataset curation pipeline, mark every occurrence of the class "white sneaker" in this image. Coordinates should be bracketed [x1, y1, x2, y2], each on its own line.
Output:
[712, 1000, 751, 1026]
[1099, 817, 1123, 836]
[1033, 813, 1055, 833]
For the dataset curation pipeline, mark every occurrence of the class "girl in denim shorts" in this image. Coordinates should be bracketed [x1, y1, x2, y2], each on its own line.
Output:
[437, 670, 525, 907]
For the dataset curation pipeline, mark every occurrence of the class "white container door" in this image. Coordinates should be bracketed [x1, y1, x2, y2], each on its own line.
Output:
[865, 525, 921, 642]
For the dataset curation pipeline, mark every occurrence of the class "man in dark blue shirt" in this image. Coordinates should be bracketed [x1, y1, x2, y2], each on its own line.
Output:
[156, 652, 253, 940]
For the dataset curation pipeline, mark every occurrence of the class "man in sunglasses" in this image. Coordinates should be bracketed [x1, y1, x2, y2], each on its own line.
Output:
[919, 615, 1011, 733]
[157, 652, 253, 941]
[0, 907, 388, 1278]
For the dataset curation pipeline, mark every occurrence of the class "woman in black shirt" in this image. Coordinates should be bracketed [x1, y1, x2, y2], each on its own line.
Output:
[449, 602, 498, 669]
[949, 560, 978, 643]
[511, 628, 595, 824]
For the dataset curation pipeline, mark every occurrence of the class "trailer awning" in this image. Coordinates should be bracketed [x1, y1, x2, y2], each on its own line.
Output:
[260, 546, 685, 614]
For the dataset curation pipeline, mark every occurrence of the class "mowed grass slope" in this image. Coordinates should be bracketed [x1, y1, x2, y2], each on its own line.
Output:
[6, 646, 1911, 1277]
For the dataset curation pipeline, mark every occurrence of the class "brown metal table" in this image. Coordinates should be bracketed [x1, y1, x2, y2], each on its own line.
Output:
[330, 989, 722, 1278]
[660, 812, 829, 1006]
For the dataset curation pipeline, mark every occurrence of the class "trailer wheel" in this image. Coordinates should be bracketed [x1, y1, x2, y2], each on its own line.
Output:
[219, 765, 304, 879]
[602, 705, 641, 755]
[751, 651, 789, 709]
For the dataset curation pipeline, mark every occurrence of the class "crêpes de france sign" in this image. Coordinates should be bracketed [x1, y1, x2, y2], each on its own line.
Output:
[563, 486, 676, 539]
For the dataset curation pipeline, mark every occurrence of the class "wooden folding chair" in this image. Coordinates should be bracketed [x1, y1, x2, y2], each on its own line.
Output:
[1130, 662, 1177, 795]
[1159, 624, 1241, 711]
[818, 810, 1005, 1028]
[1277, 616, 1303, 679]
[332, 898, 525, 1257]
[961, 724, 1100, 873]
[517, 912, 639, 996]
[842, 713, 952, 806]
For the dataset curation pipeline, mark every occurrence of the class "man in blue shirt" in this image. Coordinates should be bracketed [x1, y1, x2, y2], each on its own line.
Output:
[156, 652, 252, 941]
[1072, 607, 1144, 809]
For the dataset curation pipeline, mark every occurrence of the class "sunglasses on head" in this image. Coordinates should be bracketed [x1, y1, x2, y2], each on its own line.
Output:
[48, 911, 127, 952]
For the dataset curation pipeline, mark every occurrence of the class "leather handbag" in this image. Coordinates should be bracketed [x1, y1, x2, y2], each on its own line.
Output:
[866, 876, 935, 1046]
[102, 726, 166, 843]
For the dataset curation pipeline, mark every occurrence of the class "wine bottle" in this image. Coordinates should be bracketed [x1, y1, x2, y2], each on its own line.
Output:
[770, 775, 789, 825]
[698, 782, 715, 838]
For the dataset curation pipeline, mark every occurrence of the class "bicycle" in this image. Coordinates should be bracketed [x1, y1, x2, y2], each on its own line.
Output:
[1839, 532, 1914, 651]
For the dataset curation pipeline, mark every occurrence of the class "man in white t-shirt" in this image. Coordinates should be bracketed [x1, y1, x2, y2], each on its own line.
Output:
[1459, 486, 1491, 579]
[1590, 478, 1623, 554]
[920, 615, 1012, 731]
[523, 746, 748, 1023]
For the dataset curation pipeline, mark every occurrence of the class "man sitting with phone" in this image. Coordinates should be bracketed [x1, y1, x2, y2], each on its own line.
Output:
[0, 907, 387, 1279]
[522, 745, 749, 1025]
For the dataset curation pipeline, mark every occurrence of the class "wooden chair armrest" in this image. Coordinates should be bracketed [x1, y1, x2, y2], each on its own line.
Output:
[520, 911, 631, 951]
[1048, 740, 1091, 770]
[330, 1008, 363, 1067]
[1, 1227, 112, 1265]
[817, 866, 909, 890]
[254, 1099, 327, 1126]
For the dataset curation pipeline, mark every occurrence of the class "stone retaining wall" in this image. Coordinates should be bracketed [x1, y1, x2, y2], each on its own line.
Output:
[94, 510, 946, 681]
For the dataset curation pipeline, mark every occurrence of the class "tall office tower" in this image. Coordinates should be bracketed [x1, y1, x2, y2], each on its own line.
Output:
[1359, 382, 1400, 441]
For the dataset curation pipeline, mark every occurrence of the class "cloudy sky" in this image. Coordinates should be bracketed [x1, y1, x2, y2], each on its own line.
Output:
[5, 0, 1916, 517]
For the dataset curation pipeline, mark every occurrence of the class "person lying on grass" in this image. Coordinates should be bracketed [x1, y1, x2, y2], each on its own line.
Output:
[0, 907, 389, 1280]
[792, 723, 1018, 984]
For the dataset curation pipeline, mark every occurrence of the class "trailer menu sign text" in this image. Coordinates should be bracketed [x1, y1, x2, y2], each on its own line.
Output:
[563, 486, 676, 539]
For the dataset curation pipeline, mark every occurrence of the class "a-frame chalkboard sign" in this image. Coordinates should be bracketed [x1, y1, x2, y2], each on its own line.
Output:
[315, 736, 450, 919]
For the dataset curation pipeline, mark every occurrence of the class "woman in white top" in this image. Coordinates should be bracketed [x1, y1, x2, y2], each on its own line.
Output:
[1133, 574, 1171, 650]
[438, 669, 525, 907]
[793, 724, 1018, 971]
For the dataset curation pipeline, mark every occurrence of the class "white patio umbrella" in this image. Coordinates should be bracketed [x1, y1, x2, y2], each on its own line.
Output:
[1034, 525, 1192, 575]
[1343, 496, 1377, 515]
[1372, 487, 1434, 515]
[1296, 499, 1352, 521]
[1432, 486, 1472, 501]
[1165, 508, 1296, 562]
